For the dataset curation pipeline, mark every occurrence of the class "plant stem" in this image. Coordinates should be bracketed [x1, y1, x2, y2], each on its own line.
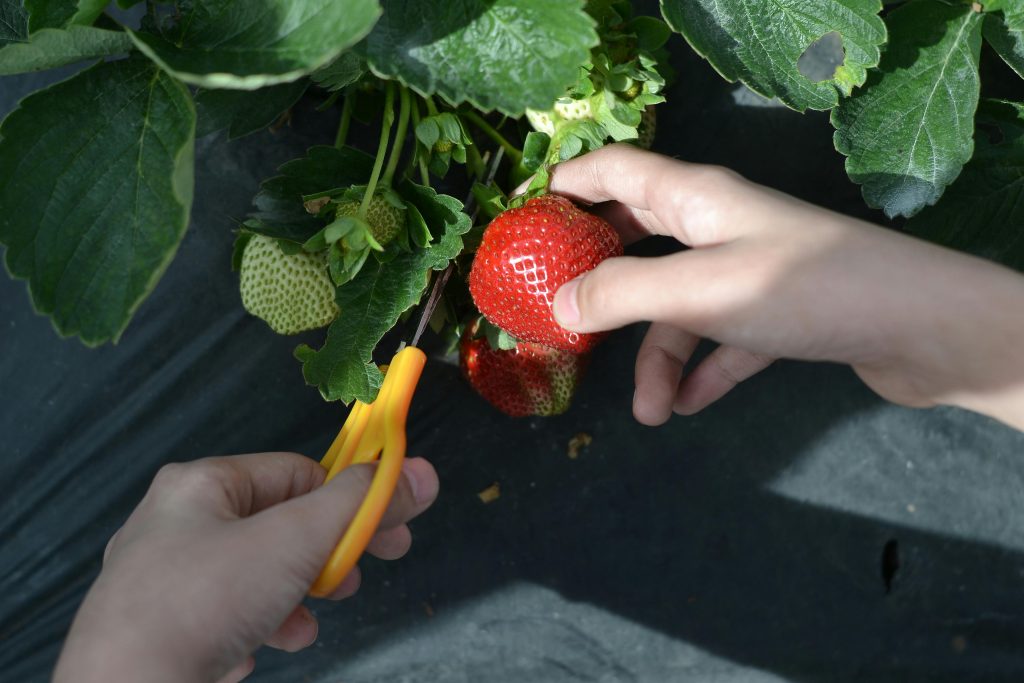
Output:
[360, 82, 396, 218]
[381, 86, 411, 187]
[461, 110, 522, 164]
[318, 90, 341, 112]
[464, 128, 486, 181]
[334, 92, 355, 149]
[425, 96, 439, 117]
[409, 99, 431, 186]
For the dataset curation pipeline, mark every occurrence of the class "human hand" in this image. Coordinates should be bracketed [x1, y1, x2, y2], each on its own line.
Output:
[548, 144, 1024, 429]
[54, 452, 439, 683]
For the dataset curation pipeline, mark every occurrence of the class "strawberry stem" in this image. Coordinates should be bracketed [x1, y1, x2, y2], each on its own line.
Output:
[360, 82, 396, 218]
[460, 124, 487, 181]
[334, 92, 355, 149]
[381, 86, 411, 188]
[425, 95, 439, 117]
[409, 99, 431, 186]
[461, 110, 522, 165]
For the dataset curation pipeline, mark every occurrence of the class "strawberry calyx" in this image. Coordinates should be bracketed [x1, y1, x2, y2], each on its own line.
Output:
[507, 166, 551, 210]
[299, 184, 410, 286]
[475, 316, 521, 351]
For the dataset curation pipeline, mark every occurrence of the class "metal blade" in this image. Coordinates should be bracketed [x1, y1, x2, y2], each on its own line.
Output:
[405, 147, 505, 349]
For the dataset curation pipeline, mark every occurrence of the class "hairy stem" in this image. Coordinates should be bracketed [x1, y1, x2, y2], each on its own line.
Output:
[464, 128, 486, 181]
[381, 86, 412, 188]
[334, 92, 355, 149]
[409, 99, 431, 186]
[461, 110, 522, 164]
[360, 82, 396, 218]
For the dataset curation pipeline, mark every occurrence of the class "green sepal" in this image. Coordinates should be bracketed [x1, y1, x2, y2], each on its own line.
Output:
[478, 317, 520, 350]
[328, 242, 371, 286]
[471, 182, 509, 221]
[231, 231, 253, 272]
[276, 238, 305, 255]
[380, 187, 407, 210]
[406, 202, 432, 249]
[522, 131, 551, 172]
[507, 167, 551, 210]
[416, 112, 473, 178]
[629, 16, 671, 51]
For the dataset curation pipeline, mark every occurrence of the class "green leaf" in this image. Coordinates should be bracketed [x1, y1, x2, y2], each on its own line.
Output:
[0, 1, 29, 47]
[975, 100, 1024, 144]
[363, 0, 599, 116]
[521, 131, 551, 171]
[245, 145, 374, 243]
[396, 181, 472, 249]
[908, 100, 1024, 269]
[127, 0, 382, 89]
[311, 50, 366, 91]
[831, 1, 983, 218]
[985, 14, 1024, 78]
[25, 0, 106, 32]
[551, 119, 605, 161]
[0, 26, 132, 75]
[0, 59, 195, 344]
[195, 79, 309, 139]
[983, 0, 1024, 31]
[296, 187, 471, 403]
[630, 16, 671, 51]
[470, 182, 508, 221]
[415, 117, 441, 148]
[661, 0, 886, 112]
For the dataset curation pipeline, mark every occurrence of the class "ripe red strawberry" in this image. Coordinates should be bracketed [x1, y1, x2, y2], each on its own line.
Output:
[469, 194, 623, 352]
[459, 324, 589, 417]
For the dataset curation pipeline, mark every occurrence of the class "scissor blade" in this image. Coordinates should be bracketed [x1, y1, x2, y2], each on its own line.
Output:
[404, 146, 506, 350]
[408, 264, 452, 348]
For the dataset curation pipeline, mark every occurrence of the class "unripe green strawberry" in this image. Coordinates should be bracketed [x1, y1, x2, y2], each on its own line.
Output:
[526, 97, 595, 136]
[239, 235, 339, 335]
[525, 109, 556, 136]
[554, 97, 593, 121]
[433, 139, 453, 153]
[335, 194, 406, 246]
[636, 105, 656, 150]
[459, 322, 589, 417]
[622, 81, 643, 100]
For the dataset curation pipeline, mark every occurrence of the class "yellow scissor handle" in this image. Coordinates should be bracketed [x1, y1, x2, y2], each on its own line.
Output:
[309, 346, 427, 597]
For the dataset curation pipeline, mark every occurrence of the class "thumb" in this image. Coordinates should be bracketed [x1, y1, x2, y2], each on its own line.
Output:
[552, 251, 720, 334]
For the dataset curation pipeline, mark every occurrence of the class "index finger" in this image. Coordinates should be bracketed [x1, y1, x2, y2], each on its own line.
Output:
[548, 144, 747, 248]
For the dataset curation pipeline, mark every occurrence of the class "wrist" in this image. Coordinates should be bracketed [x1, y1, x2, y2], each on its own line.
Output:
[900, 252, 1024, 430]
[54, 571, 211, 683]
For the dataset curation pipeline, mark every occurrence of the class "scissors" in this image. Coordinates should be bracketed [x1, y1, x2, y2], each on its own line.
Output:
[309, 148, 504, 598]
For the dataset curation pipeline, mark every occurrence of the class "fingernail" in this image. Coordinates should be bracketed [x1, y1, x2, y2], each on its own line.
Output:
[401, 458, 435, 504]
[553, 278, 582, 327]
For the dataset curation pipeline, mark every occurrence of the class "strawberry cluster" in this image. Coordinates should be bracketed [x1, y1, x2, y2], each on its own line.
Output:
[463, 195, 623, 416]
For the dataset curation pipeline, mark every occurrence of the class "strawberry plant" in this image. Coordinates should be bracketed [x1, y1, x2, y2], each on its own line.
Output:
[0, 0, 1021, 416]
